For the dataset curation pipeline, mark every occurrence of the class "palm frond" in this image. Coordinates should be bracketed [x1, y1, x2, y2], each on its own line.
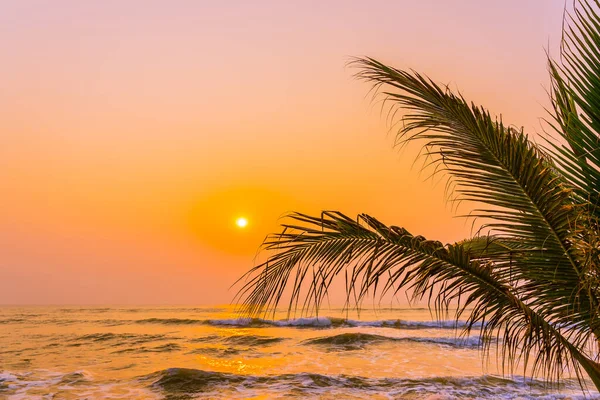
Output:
[350, 57, 600, 338]
[547, 0, 600, 213]
[235, 0, 600, 390]
[235, 212, 600, 387]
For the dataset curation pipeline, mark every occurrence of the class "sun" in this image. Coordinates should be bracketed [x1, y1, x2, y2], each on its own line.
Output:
[235, 217, 248, 228]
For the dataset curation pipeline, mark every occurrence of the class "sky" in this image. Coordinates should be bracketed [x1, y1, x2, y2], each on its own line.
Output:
[0, 1, 567, 304]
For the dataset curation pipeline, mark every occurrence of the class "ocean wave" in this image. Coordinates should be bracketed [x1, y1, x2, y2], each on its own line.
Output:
[204, 316, 483, 329]
[185, 334, 286, 353]
[74, 332, 170, 345]
[342, 318, 484, 329]
[57, 371, 92, 385]
[0, 370, 154, 398]
[2, 368, 597, 399]
[0, 315, 483, 330]
[143, 368, 596, 399]
[141, 343, 183, 353]
[188, 335, 221, 343]
[111, 343, 182, 354]
[0, 318, 27, 324]
[0, 370, 91, 390]
[187, 347, 244, 357]
[1, 317, 120, 326]
[205, 317, 269, 326]
[133, 316, 334, 327]
[0, 371, 19, 389]
[223, 334, 286, 346]
[116, 307, 226, 313]
[135, 317, 202, 325]
[302, 332, 484, 350]
[0, 346, 37, 355]
[59, 308, 111, 313]
[95, 319, 127, 326]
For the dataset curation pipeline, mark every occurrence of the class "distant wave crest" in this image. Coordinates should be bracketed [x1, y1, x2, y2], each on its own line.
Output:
[201, 317, 483, 329]
[0, 315, 485, 330]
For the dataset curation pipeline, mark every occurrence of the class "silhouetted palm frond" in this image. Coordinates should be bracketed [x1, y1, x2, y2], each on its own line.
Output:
[235, 0, 600, 391]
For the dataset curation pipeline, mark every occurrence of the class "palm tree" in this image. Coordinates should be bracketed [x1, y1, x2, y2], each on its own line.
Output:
[235, 0, 600, 390]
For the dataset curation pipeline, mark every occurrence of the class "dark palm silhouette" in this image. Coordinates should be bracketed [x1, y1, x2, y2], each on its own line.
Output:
[236, 0, 600, 390]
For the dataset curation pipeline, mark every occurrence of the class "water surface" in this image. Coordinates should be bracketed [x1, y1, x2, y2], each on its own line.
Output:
[0, 306, 597, 399]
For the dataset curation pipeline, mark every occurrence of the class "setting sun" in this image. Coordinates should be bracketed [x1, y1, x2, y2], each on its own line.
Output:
[236, 217, 248, 228]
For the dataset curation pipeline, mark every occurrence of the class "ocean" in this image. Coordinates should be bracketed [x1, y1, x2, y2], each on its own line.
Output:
[0, 306, 598, 399]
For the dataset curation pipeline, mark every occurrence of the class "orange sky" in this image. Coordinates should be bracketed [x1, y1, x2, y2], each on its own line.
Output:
[0, 1, 566, 304]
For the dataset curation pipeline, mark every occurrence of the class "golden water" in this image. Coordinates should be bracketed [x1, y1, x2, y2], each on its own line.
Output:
[0, 306, 596, 399]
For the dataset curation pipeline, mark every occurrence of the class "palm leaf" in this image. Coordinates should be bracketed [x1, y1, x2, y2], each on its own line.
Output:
[547, 0, 600, 213]
[235, 212, 600, 387]
[350, 57, 600, 339]
[235, 0, 600, 390]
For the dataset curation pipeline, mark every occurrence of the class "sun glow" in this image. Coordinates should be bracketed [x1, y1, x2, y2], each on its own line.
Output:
[236, 217, 248, 228]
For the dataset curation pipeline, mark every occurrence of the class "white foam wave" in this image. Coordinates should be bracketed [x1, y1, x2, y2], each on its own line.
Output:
[271, 317, 333, 327]
[207, 317, 333, 327]
[207, 318, 254, 326]
[205, 317, 483, 329]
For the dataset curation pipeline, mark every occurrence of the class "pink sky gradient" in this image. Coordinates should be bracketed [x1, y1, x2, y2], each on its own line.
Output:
[0, 1, 566, 304]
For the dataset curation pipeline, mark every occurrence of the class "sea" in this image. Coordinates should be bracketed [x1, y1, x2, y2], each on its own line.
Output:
[0, 306, 598, 399]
